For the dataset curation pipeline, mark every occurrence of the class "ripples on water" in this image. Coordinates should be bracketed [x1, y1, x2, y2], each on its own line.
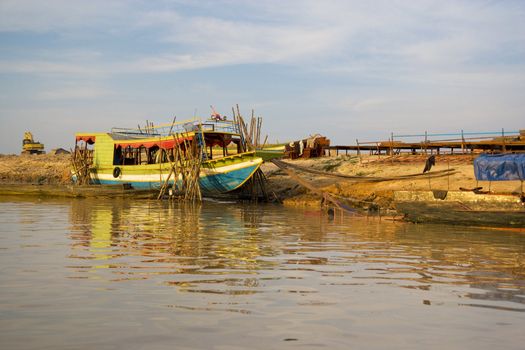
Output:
[0, 197, 524, 349]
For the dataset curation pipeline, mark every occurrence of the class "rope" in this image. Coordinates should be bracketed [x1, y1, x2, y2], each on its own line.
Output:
[272, 159, 457, 182]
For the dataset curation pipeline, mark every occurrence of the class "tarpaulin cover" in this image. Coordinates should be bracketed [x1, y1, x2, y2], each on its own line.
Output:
[473, 153, 525, 181]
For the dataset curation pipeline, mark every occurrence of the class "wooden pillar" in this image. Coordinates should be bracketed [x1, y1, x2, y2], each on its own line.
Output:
[356, 139, 362, 163]
[424, 131, 428, 155]
[461, 129, 465, 154]
[390, 132, 394, 156]
[502, 128, 506, 152]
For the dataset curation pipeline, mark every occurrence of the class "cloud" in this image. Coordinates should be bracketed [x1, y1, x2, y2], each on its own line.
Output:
[36, 85, 113, 100]
[1, 0, 524, 153]
[1, 0, 524, 80]
[0, 0, 132, 32]
[0, 61, 103, 75]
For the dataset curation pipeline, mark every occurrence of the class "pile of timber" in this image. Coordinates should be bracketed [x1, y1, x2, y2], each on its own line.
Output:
[285, 135, 330, 159]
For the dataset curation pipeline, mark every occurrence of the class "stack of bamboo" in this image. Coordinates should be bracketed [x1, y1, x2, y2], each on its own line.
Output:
[231, 105, 277, 202]
[158, 130, 203, 202]
[71, 144, 93, 185]
[232, 104, 267, 152]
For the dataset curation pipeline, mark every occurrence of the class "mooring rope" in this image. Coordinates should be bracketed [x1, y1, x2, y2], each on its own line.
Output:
[272, 159, 457, 182]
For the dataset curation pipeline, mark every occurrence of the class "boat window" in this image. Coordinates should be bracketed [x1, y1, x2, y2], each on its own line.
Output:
[139, 146, 148, 165]
[114, 145, 171, 165]
[122, 146, 137, 165]
[202, 133, 241, 159]
[113, 146, 122, 165]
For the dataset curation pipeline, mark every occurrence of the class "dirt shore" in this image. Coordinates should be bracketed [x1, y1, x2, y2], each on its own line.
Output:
[0, 154, 72, 185]
[263, 154, 523, 211]
[1, 153, 521, 212]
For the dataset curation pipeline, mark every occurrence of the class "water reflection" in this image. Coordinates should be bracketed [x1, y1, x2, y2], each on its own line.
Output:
[2, 196, 525, 349]
[69, 199, 280, 289]
[66, 198, 525, 311]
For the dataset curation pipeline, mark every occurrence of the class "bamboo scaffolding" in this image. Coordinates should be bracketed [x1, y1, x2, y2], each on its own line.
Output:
[158, 128, 203, 202]
[70, 142, 93, 185]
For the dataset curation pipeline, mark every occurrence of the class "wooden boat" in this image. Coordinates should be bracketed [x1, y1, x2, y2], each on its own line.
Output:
[72, 119, 263, 195]
[255, 145, 285, 161]
[394, 190, 525, 227]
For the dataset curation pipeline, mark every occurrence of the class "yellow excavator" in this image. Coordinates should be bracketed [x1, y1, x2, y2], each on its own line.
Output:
[22, 132, 45, 155]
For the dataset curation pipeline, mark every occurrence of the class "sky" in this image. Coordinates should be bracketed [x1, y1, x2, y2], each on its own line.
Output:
[0, 0, 524, 154]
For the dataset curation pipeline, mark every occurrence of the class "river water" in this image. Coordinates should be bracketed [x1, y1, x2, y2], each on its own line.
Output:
[0, 196, 524, 350]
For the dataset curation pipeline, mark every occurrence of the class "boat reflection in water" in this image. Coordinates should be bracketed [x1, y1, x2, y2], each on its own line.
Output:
[67, 199, 525, 310]
[68, 199, 282, 290]
[1, 196, 524, 349]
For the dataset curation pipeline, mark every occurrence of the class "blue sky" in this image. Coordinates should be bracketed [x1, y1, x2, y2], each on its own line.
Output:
[0, 0, 524, 154]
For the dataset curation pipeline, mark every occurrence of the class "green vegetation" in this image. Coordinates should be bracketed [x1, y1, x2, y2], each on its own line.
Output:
[319, 155, 358, 172]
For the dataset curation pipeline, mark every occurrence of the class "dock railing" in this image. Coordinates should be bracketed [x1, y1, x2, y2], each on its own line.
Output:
[331, 129, 523, 160]
[390, 129, 521, 154]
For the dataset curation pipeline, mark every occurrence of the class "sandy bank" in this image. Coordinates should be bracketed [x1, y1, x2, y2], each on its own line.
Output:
[0, 154, 72, 185]
[263, 154, 523, 211]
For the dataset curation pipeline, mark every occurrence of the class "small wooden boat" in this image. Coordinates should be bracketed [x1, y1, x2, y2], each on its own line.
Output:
[255, 145, 285, 161]
[72, 119, 263, 196]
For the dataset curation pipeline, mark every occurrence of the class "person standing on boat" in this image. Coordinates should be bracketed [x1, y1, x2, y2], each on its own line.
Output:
[210, 105, 223, 121]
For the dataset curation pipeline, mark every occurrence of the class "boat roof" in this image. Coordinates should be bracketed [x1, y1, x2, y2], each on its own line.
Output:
[76, 118, 239, 139]
[75, 118, 240, 148]
[111, 118, 238, 138]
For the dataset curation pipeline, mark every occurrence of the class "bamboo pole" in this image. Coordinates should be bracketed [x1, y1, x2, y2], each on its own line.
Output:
[158, 130, 202, 201]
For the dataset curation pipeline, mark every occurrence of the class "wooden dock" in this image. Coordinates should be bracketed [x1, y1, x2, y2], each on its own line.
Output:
[328, 130, 525, 156]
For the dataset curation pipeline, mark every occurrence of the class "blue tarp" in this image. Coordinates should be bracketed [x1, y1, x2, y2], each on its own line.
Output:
[474, 153, 525, 181]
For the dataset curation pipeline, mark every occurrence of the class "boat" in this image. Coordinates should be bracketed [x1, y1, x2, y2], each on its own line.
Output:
[394, 153, 525, 228]
[72, 118, 263, 196]
[255, 145, 285, 161]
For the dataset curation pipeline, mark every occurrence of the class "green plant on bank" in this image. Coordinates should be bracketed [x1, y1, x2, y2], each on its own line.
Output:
[320, 155, 358, 172]
[321, 161, 342, 172]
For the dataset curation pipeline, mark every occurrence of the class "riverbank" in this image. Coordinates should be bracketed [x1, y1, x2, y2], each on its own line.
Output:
[263, 154, 523, 211]
[1, 153, 522, 211]
[0, 154, 71, 185]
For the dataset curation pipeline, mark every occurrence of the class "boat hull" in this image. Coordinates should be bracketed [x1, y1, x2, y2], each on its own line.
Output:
[86, 155, 262, 195]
